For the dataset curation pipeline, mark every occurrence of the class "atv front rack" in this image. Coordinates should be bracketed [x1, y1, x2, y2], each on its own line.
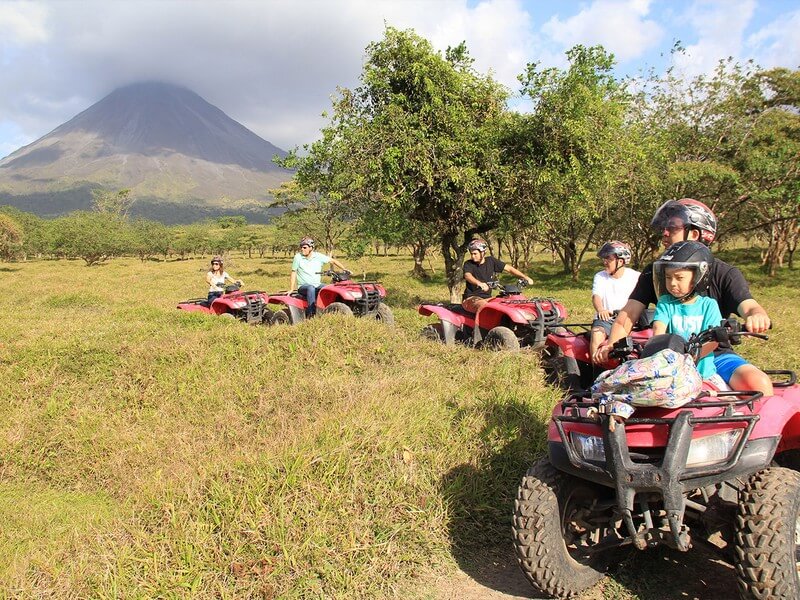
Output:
[551, 391, 777, 552]
[506, 297, 565, 347]
[352, 281, 382, 317]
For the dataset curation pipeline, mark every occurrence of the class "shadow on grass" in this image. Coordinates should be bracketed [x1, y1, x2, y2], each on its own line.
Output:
[439, 396, 548, 598]
[440, 392, 740, 598]
[0, 266, 20, 272]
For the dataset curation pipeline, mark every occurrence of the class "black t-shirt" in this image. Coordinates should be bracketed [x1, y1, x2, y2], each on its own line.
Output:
[629, 258, 753, 318]
[463, 256, 506, 299]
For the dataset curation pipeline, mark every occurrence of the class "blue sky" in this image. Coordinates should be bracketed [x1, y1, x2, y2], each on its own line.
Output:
[1, 0, 799, 160]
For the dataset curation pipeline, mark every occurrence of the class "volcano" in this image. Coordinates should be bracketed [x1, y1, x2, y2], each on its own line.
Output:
[0, 82, 293, 223]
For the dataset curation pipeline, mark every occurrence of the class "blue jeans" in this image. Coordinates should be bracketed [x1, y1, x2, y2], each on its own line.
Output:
[204, 291, 222, 307]
[298, 284, 324, 317]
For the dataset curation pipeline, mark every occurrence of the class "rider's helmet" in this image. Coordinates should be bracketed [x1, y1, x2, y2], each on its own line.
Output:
[467, 238, 489, 254]
[597, 241, 631, 264]
[650, 198, 717, 245]
[299, 237, 315, 248]
[652, 241, 713, 301]
[210, 255, 224, 269]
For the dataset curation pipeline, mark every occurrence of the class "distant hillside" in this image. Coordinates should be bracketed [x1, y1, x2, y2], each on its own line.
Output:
[0, 82, 294, 223]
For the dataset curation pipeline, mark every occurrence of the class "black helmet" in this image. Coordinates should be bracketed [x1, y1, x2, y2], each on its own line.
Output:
[467, 238, 489, 253]
[653, 241, 713, 301]
[299, 237, 315, 248]
[651, 198, 717, 245]
[597, 241, 631, 263]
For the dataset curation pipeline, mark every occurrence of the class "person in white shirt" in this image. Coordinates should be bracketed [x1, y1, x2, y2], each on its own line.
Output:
[205, 255, 242, 306]
[589, 241, 640, 361]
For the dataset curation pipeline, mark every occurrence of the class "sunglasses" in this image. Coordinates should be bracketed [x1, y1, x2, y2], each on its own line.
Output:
[211, 261, 221, 265]
[663, 224, 685, 233]
[300, 245, 311, 249]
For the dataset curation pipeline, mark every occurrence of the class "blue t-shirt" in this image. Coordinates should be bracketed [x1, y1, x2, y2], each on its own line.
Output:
[653, 294, 723, 379]
[292, 251, 332, 287]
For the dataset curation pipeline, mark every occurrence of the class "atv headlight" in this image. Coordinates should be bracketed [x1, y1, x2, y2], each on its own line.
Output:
[686, 430, 742, 468]
[571, 433, 606, 462]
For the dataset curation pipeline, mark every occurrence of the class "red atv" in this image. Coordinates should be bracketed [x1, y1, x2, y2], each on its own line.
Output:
[542, 310, 655, 391]
[513, 320, 800, 599]
[177, 283, 271, 324]
[266, 269, 394, 326]
[418, 280, 567, 351]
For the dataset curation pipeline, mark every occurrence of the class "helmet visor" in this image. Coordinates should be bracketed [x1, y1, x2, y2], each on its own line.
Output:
[651, 201, 689, 232]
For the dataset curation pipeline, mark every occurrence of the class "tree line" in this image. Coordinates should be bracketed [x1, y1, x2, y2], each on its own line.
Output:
[1, 29, 797, 299]
[278, 28, 799, 300]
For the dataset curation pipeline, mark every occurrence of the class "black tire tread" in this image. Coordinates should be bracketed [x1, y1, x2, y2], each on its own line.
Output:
[513, 458, 606, 598]
[734, 467, 800, 599]
[484, 326, 520, 352]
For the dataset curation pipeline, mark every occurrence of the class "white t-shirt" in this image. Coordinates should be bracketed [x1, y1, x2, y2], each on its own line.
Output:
[591, 268, 640, 317]
[208, 271, 230, 292]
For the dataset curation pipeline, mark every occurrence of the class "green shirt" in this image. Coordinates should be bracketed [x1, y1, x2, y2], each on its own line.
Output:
[292, 251, 331, 287]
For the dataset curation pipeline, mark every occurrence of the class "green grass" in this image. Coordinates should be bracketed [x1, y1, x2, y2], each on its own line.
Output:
[0, 250, 798, 598]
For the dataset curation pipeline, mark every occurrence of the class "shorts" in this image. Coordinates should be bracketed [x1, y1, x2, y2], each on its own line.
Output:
[713, 352, 749, 384]
[591, 318, 613, 336]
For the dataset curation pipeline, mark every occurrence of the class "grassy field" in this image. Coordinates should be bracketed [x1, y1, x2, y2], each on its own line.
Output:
[1, 249, 798, 598]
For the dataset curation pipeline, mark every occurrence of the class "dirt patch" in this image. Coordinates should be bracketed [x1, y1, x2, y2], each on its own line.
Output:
[430, 541, 737, 600]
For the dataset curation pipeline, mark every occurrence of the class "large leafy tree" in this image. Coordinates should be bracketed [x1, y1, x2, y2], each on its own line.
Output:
[638, 61, 800, 274]
[508, 45, 631, 280]
[286, 27, 512, 300]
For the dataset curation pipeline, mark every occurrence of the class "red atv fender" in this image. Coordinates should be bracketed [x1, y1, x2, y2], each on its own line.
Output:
[548, 376, 800, 457]
[267, 292, 308, 323]
[417, 303, 475, 329]
[476, 296, 567, 332]
[317, 281, 387, 310]
[546, 328, 653, 367]
[177, 290, 269, 316]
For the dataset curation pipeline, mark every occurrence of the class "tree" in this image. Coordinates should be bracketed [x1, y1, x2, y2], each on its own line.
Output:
[268, 180, 349, 255]
[507, 45, 631, 280]
[0, 213, 23, 261]
[131, 219, 171, 262]
[49, 212, 131, 265]
[285, 27, 512, 301]
[92, 188, 134, 218]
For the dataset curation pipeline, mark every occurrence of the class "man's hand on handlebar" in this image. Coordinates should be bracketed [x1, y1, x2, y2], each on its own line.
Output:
[745, 313, 771, 334]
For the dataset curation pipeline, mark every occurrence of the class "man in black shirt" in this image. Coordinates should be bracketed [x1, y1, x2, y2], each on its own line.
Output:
[594, 198, 773, 395]
[462, 238, 534, 313]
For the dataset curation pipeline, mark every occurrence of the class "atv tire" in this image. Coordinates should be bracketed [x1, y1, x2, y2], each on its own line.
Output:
[542, 345, 582, 392]
[220, 312, 236, 320]
[513, 458, 611, 598]
[270, 309, 291, 325]
[324, 302, 353, 316]
[421, 323, 445, 343]
[373, 302, 395, 326]
[734, 467, 800, 599]
[484, 326, 520, 352]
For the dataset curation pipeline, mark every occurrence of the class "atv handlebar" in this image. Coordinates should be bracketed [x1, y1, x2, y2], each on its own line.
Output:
[486, 279, 528, 294]
[317, 269, 352, 283]
[610, 318, 768, 364]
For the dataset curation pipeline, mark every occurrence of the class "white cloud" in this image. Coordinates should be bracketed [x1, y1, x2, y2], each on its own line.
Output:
[747, 8, 800, 70]
[541, 0, 663, 62]
[0, 1, 48, 45]
[0, 0, 547, 153]
[670, 0, 756, 78]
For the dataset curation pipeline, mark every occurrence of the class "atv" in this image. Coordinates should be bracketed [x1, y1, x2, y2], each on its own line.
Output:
[266, 269, 394, 326]
[177, 282, 271, 324]
[418, 280, 567, 351]
[542, 309, 655, 392]
[513, 319, 800, 599]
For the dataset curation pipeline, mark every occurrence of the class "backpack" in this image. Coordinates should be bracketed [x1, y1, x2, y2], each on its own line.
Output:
[591, 348, 703, 418]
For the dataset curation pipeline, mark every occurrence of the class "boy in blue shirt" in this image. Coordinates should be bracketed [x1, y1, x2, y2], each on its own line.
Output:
[652, 241, 723, 385]
[289, 237, 349, 317]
